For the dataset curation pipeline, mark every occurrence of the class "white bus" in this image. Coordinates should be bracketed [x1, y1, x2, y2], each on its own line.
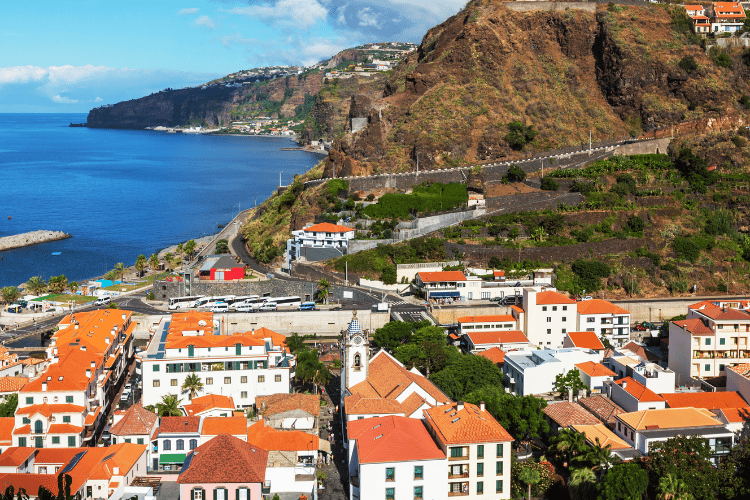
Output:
[195, 295, 236, 308]
[263, 296, 301, 309]
[227, 295, 259, 305]
[168, 296, 205, 310]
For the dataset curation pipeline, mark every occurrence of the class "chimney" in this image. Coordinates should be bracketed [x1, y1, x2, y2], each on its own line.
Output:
[457, 401, 464, 411]
[112, 467, 119, 475]
[105, 337, 110, 345]
[622, 382, 627, 389]
[75, 324, 79, 330]
[479, 401, 485, 412]
[42, 382, 47, 392]
[86, 369, 91, 378]
[568, 387, 573, 403]
[90, 361, 96, 368]
[122, 314, 126, 321]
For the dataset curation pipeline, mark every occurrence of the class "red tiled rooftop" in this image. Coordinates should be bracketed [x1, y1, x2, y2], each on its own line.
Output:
[110, 404, 158, 436]
[576, 361, 616, 378]
[177, 434, 267, 484]
[424, 402, 513, 445]
[661, 391, 749, 410]
[614, 377, 664, 403]
[201, 416, 248, 436]
[255, 393, 320, 418]
[457, 315, 515, 324]
[159, 416, 201, 434]
[0, 377, 27, 392]
[466, 330, 528, 346]
[566, 331, 605, 350]
[476, 347, 506, 365]
[246, 420, 318, 451]
[576, 299, 629, 316]
[543, 402, 602, 427]
[535, 290, 575, 305]
[303, 222, 354, 233]
[347, 416, 445, 464]
[418, 271, 466, 283]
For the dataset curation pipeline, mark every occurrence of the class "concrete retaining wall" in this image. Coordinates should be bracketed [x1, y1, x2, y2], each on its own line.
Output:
[220, 309, 390, 336]
[0, 230, 71, 251]
[504, 1, 596, 12]
[613, 138, 671, 156]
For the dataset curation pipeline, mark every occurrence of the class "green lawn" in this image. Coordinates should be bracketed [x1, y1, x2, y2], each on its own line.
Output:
[34, 294, 97, 304]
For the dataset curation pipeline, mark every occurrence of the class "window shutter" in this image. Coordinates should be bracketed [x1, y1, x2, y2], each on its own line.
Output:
[213, 488, 217, 500]
[191, 490, 194, 500]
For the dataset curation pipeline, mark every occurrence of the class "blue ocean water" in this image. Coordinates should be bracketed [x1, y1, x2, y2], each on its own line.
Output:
[0, 113, 321, 287]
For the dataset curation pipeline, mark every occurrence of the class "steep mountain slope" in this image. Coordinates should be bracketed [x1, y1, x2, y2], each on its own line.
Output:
[324, 0, 750, 177]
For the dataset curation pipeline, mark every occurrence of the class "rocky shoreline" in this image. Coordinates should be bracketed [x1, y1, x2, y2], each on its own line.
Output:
[0, 230, 71, 252]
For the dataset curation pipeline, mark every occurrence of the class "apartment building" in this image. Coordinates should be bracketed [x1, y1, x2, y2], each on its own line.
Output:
[139, 312, 293, 408]
[609, 350, 675, 395]
[286, 222, 355, 266]
[503, 348, 600, 396]
[460, 331, 529, 354]
[607, 377, 667, 413]
[423, 402, 514, 500]
[152, 416, 201, 472]
[521, 289, 577, 349]
[457, 316, 518, 335]
[708, 1, 747, 32]
[575, 299, 631, 347]
[668, 304, 750, 383]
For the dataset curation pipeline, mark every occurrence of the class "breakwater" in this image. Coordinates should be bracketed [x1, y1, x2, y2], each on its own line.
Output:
[0, 230, 71, 252]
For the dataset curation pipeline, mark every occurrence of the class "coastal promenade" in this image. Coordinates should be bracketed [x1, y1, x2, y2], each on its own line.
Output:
[0, 230, 70, 251]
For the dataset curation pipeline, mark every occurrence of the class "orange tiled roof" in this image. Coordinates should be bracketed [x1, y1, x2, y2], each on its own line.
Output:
[20, 358, 44, 366]
[303, 222, 354, 233]
[246, 420, 318, 451]
[511, 305, 524, 314]
[578, 395, 625, 427]
[621, 342, 661, 363]
[201, 416, 248, 436]
[695, 308, 750, 321]
[683, 3, 704, 9]
[255, 393, 319, 418]
[344, 394, 404, 415]
[717, 407, 750, 423]
[76, 443, 147, 481]
[661, 391, 749, 410]
[457, 315, 516, 324]
[47, 424, 84, 435]
[535, 290, 575, 305]
[543, 402, 602, 427]
[15, 403, 86, 417]
[0, 418, 14, 445]
[0, 377, 27, 392]
[688, 300, 720, 310]
[0, 448, 36, 467]
[22, 353, 101, 393]
[576, 361, 616, 378]
[347, 416, 445, 464]
[614, 377, 664, 403]
[476, 347, 506, 365]
[53, 309, 132, 356]
[728, 363, 750, 378]
[566, 331, 605, 350]
[159, 416, 201, 434]
[177, 434, 267, 484]
[493, 270, 505, 277]
[110, 404, 158, 436]
[466, 330, 528, 346]
[0, 474, 80, 496]
[424, 402, 514, 445]
[572, 423, 631, 450]
[618, 407, 720, 431]
[576, 299, 630, 315]
[400, 393, 430, 417]
[418, 271, 466, 282]
[183, 394, 236, 416]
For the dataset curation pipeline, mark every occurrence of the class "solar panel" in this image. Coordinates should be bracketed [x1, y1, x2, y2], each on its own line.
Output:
[60, 451, 87, 474]
[101, 453, 115, 463]
[180, 453, 194, 473]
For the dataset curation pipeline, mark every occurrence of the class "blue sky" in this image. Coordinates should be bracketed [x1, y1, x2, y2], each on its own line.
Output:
[0, 0, 466, 113]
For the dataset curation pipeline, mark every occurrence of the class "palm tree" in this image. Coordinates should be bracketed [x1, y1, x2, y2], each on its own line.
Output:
[181, 373, 204, 400]
[115, 262, 125, 282]
[149, 253, 160, 271]
[25, 276, 47, 296]
[577, 438, 619, 474]
[184, 240, 197, 261]
[317, 279, 330, 305]
[164, 253, 174, 271]
[548, 429, 588, 468]
[657, 473, 694, 500]
[518, 467, 540, 500]
[176, 243, 184, 264]
[295, 349, 331, 394]
[134, 255, 146, 277]
[104, 270, 117, 283]
[69, 282, 78, 295]
[569, 468, 597, 500]
[48, 275, 67, 294]
[155, 394, 183, 416]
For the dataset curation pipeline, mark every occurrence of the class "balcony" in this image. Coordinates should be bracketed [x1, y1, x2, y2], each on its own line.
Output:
[262, 482, 271, 495]
[448, 473, 469, 479]
[449, 455, 469, 461]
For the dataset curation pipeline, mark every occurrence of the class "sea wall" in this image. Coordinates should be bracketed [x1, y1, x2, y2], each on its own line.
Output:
[0, 231, 71, 252]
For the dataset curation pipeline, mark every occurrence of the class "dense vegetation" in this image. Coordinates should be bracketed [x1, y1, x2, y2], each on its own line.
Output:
[363, 182, 468, 219]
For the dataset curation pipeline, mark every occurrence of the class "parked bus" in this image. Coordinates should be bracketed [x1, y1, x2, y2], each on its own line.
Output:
[168, 296, 205, 310]
[226, 295, 259, 305]
[195, 295, 236, 308]
[263, 296, 301, 309]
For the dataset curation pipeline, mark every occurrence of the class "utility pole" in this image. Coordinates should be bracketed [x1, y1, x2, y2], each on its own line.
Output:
[589, 130, 592, 151]
[416, 152, 419, 176]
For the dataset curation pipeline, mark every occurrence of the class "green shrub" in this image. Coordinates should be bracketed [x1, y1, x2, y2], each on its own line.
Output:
[732, 135, 747, 148]
[380, 265, 397, 284]
[571, 259, 611, 292]
[678, 55, 699, 73]
[540, 177, 559, 191]
[366, 193, 375, 201]
[669, 280, 689, 293]
[661, 263, 676, 273]
[673, 237, 701, 262]
[740, 95, 750, 110]
[713, 51, 732, 67]
[363, 182, 468, 219]
[505, 121, 538, 151]
[704, 210, 734, 236]
[571, 180, 596, 196]
[635, 246, 660, 267]
[503, 165, 527, 183]
[626, 215, 645, 234]
[571, 227, 594, 242]
[326, 179, 348, 201]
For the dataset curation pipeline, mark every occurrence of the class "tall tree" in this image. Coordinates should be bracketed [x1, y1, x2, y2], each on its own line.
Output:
[0, 394, 18, 417]
[598, 463, 648, 500]
[432, 355, 504, 401]
[68, 282, 78, 295]
[548, 428, 589, 468]
[181, 373, 204, 400]
[718, 438, 750, 500]
[104, 270, 117, 283]
[48, 275, 67, 293]
[577, 437, 619, 474]
[554, 370, 586, 398]
[518, 467, 540, 500]
[657, 473, 694, 500]
[644, 436, 719, 500]
[134, 255, 146, 277]
[115, 262, 125, 282]
[25, 276, 47, 296]
[176, 243, 184, 263]
[1, 287, 21, 304]
[295, 348, 330, 394]
[149, 253, 160, 270]
[155, 394, 183, 416]
[569, 468, 597, 500]
[183, 240, 197, 260]
[372, 321, 424, 351]
[164, 253, 174, 271]
[463, 385, 548, 441]
[317, 279, 330, 305]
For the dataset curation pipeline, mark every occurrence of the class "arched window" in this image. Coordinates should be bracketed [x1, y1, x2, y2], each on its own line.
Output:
[163, 440, 171, 451]
[189, 439, 197, 450]
[34, 420, 43, 434]
[176, 439, 184, 450]
[354, 354, 361, 367]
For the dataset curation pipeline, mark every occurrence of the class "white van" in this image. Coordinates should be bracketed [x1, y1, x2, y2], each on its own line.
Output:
[94, 296, 112, 307]
[258, 302, 277, 311]
[211, 303, 229, 313]
[234, 303, 256, 312]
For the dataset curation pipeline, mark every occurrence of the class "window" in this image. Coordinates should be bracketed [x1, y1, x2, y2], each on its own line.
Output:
[214, 486, 227, 499]
[191, 488, 204, 500]
[153, 365, 160, 372]
[552, 306, 557, 311]
[562, 306, 567, 311]
[63, 416, 71, 423]
[137, 438, 144, 444]
[719, 364, 726, 372]
[177, 439, 184, 450]
[241, 391, 248, 399]
[22, 417, 30, 424]
[542, 306, 547, 311]
[275, 374, 282, 382]
[236, 488, 249, 500]
[477, 463, 484, 477]
[496, 462, 503, 474]
[547, 317, 551, 322]
[258, 376, 265, 383]
[386, 489, 395, 500]
[386, 467, 395, 481]
[496, 444, 503, 457]
[163, 440, 171, 451]
[705, 364, 710, 371]
[206, 377, 213, 385]
[562, 329, 567, 334]
[705, 338, 711, 346]
[171, 379, 178, 386]
[240, 376, 247, 383]
[25, 397, 33, 405]
[496, 481, 503, 493]
[225, 377, 231, 384]
[450, 447, 464, 458]
[125, 439, 131, 443]
[190, 439, 197, 450]
[477, 482, 483, 494]
[34, 420, 43, 434]
[414, 465, 423, 480]
[562, 317, 566, 322]
[720, 338, 726, 345]
[68, 436, 76, 447]
[477, 445, 484, 458]
[547, 329, 551, 334]
[66, 396, 74, 403]
[153, 380, 160, 387]
[587, 317, 595, 323]
[52, 436, 60, 444]
[18, 438, 26, 447]
[414, 486, 423, 500]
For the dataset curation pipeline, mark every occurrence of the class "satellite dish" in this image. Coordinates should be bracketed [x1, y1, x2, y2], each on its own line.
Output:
[198, 320, 207, 327]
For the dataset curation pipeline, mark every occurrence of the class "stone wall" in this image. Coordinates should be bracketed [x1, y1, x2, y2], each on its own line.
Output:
[503, 1, 596, 12]
[486, 191, 584, 213]
[613, 138, 671, 156]
[0, 230, 71, 251]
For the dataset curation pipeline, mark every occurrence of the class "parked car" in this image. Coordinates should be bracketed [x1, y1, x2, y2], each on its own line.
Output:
[101, 425, 111, 442]
[500, 296, 521, 306]
[120, 390, 131, 402]
[94, 296, 112, 306]
[298, 302, 316, 311]
[489, 297, 503, 302]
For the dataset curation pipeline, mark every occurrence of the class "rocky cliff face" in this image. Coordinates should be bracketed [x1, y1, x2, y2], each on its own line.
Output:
[324, 0, 750, 177]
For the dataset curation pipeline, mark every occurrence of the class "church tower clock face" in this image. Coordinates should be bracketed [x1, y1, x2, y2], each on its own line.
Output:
[352, 335, 363, 346]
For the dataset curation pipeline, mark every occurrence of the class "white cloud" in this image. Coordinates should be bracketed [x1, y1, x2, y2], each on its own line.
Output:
[223, 0, 328, 29]
[51, 94, 79, 104]
[357, 7, 381, 28]
[194, 15, 216, 30]
[178, 7, 200, 15]
[0, 66, 47, 84]
[94, 97, 103, 102]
